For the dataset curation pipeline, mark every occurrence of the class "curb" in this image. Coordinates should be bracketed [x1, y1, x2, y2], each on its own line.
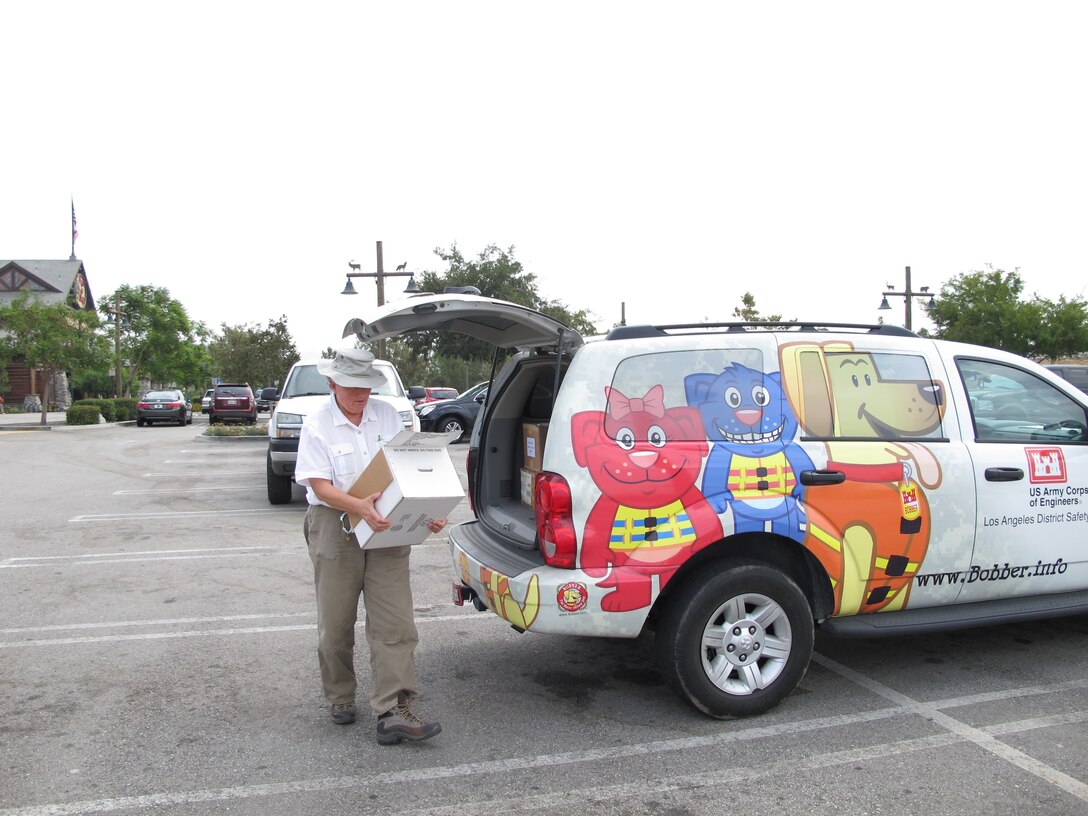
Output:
[196, 434, 269, 443]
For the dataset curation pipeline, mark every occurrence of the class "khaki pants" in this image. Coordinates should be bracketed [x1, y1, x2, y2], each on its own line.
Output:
[303, 504, 419, 715]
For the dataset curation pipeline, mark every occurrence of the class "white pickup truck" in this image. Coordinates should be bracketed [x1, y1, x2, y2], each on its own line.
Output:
[265, 357, 419, 504]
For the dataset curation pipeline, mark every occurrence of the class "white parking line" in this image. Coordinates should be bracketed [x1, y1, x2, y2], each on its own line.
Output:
[3, 693, 1086, 816]
[0, 611, 312, 634]
[0, 612, 486, 647]
[813, 653, 1088, 803]
[177, 449, 264, 454]
[114, 486, 264, 494]
[69, 508, 298, 522]
[141, 470, 257, 477]
[2, 539, 444, 568]
[0, 546, 282, 568]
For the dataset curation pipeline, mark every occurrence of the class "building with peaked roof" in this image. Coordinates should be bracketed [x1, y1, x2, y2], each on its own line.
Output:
[0, 259, 97, 408]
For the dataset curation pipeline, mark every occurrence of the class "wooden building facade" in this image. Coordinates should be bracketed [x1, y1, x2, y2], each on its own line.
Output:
[0, 259, 96, 407]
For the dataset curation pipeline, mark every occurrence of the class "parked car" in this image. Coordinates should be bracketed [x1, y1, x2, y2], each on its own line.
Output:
[258, 386, 279, 412]
[416, 380, 488, 442]
[348, 292, 1088, 720]
[1046, 364, 1088, 395]
[209, 383, 257, 425]
[266, 358, 419, 504]
[412, 386, 460, 406]
[255, 388, 272, 413]
[200, 389, 214, 414]
[136, 389, 193, 427]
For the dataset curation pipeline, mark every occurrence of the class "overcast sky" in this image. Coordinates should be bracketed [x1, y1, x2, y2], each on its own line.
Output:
[3, 2, 1086, 359]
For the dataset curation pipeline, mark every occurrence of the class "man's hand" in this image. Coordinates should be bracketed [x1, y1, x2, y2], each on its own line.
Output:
[428, 518, 447, 534]
[357, 492, 391, 532]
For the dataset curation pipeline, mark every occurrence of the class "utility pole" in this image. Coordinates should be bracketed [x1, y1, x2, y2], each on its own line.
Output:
[106, 292, 128, 397]
[878, 266, 935, 332]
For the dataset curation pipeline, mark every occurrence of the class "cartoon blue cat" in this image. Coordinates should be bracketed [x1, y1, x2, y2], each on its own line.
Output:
[685, 363, 813, 538]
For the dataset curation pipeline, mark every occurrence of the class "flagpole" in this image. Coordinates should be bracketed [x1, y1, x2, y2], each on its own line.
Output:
[70, 198, 77, 260]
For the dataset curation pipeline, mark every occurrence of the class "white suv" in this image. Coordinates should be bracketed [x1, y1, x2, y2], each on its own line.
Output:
[265, 357, 419, 504]
[349, 294, 1088, 719]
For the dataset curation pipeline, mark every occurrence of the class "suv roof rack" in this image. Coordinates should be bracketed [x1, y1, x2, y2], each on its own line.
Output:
[604, 322, 919, 341]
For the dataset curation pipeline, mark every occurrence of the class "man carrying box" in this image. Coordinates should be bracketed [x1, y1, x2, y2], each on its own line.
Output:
[296, 347, 446, 745]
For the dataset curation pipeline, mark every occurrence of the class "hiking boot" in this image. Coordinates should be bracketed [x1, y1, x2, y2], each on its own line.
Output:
[330, 702, 356, 725]
[376, 697, 441, 745]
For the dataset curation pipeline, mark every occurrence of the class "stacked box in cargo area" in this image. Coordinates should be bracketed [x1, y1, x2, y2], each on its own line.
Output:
[520, 422, 549, 507]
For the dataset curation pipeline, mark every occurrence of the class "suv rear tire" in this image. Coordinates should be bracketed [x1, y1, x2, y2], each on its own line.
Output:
[266, 452, 293, 505]
[656, 561, 813, 719]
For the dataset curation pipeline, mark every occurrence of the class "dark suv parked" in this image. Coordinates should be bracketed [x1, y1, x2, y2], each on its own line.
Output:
[1046, 364, 1088, 394]
[416, 380, 488, 442]
[209, 383, 257, 425]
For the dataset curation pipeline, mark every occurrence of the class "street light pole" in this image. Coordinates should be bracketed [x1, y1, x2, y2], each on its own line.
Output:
[878, 266, 935, 332]
[341, 240, 419, 359]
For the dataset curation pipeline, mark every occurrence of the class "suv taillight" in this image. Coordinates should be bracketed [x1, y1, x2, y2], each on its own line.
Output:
[535, 472, 577, 568]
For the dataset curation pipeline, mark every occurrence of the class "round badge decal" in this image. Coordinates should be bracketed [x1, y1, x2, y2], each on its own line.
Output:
[557, 581, 588, 613]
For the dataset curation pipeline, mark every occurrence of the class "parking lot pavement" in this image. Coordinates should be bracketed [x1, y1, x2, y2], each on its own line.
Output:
[5, 425, 1088, 815]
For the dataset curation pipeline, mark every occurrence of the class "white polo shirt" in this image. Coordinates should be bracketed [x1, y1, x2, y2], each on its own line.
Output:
[295, 394, 403, 506]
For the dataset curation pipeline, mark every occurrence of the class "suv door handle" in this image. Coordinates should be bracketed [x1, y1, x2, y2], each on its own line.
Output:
[985, 467, 1024, 482]
[800, 469, 846, 486]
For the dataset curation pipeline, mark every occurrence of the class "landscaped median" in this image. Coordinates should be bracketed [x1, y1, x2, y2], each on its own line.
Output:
[199, 422, 269, 441]
[66, 397, 139, 425]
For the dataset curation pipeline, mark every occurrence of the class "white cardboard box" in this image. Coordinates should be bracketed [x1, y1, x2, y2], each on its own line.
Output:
[346, 430, 464, 548]
[520, 467, 536, 507]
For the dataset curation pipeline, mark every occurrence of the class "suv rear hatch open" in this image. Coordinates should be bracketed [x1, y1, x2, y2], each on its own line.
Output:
[343, 292, 583, 353]
[343, 292, 584, 553]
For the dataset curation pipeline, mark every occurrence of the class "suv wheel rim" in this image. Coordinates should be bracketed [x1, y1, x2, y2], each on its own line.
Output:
[700, 591, 792, 696]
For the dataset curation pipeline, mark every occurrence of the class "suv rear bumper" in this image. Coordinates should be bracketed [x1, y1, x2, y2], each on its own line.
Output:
[448, 523, 642, 639]
[211, 410, 257, 422]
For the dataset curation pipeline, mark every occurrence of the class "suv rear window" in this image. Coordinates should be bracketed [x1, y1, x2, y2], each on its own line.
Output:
[215, 385, 251, 398]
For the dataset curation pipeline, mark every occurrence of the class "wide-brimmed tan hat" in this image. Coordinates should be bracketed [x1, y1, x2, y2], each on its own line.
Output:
[316, 348, 388, 389]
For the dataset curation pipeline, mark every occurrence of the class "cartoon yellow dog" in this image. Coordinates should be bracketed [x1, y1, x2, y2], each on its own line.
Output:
[779, 341, 945, 615]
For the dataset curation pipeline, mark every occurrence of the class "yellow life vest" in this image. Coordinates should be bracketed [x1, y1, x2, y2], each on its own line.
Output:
[727, 451, 794, 500]
[610, 500, 697, 551]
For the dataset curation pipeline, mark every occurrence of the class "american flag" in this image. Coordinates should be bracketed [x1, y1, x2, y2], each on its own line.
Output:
[71, 199, 78, 242]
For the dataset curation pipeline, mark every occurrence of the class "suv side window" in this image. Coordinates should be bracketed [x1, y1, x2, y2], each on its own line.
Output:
[790, 347, 945, 440]
[959, 358, 1088, 443]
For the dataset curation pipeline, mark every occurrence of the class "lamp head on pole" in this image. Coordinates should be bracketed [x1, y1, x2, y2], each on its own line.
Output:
[341, 278, 358, 296]
[403, 275, 420, 294]
[878, 295, 891, 311]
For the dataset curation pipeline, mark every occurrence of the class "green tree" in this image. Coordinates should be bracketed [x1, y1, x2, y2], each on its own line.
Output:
[101, 285, 212, 394]
[0, 293, 109, 423]
[389, 243, 597, 389]
[928, 269, 1088, 360]
[209, 316, 299, 390]
[733, 292, 784, 323]
[1031, 295, 1088, 363]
